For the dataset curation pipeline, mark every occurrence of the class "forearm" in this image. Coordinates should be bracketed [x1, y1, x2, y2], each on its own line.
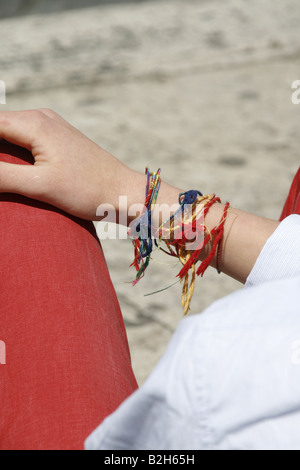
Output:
[0, 109, 280, 285]
[118, 168, 280, 285]
[201, 204, 279, 284]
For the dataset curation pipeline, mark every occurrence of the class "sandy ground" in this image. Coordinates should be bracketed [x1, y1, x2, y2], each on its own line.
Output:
[1, 0, 299, 384]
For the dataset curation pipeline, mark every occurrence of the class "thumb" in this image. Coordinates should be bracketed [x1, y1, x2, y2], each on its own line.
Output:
[0, 161, 47, 200]
[0, 138, 49, 200]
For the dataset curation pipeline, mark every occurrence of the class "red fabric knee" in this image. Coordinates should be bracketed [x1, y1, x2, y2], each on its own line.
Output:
[0, 142, 137, 450]
[280, 167, 300, 221]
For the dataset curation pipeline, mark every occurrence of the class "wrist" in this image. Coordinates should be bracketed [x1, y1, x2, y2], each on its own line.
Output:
[113, 167, 182, 227]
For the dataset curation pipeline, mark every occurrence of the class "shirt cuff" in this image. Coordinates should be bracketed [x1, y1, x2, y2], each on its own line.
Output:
[246, 214, 300, 288]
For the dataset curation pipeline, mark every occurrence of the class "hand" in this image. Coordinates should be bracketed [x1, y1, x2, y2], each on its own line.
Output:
[0, 109, 280, 286]
[0, 109, 137, 220]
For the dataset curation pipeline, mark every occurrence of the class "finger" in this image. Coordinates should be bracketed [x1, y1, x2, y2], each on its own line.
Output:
[0, 110, 49, 151]
[0, 161, 49, 199]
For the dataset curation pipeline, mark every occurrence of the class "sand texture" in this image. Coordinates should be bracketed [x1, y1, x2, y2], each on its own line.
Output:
[1, 0, 299, 384]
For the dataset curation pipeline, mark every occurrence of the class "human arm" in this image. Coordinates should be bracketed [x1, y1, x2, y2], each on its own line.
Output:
[0, 109, 279, 285]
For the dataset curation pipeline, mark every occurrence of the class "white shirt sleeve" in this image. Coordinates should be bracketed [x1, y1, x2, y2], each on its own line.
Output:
[246, 215, 300, 287]
[85, 214, 300, 451]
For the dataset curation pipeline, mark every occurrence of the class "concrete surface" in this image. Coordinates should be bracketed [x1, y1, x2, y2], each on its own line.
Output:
[0, 0, 152, 18]
[0, 0, 299, 384]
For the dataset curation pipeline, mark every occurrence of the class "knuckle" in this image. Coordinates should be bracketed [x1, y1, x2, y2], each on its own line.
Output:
[25, 109, 50, 132]
[30, 171, 52, 198]
[38, 108, 57, 119]
[0, 112, 11, 127]
[25, 109, 46, 124]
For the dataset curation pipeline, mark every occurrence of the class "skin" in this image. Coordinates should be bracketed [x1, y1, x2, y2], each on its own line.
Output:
[0, 109, 280, 285]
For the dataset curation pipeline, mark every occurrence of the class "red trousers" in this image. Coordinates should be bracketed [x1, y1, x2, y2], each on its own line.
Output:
[280, 167, 300, 221]
[0, 143, 298, 450]
[0, 143, 138, 450]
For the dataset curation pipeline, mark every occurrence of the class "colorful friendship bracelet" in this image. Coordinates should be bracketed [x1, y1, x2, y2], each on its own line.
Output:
[159, 193, 230, 314]
[128, 167, 161, 286]
[130, 168, 230, 315]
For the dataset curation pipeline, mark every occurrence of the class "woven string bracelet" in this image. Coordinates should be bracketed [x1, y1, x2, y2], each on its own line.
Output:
[128, 167, 161, 285]
[129, 169, 230, 314]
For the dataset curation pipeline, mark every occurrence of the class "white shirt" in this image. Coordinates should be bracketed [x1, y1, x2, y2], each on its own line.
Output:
[86, 215, 300, 451]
